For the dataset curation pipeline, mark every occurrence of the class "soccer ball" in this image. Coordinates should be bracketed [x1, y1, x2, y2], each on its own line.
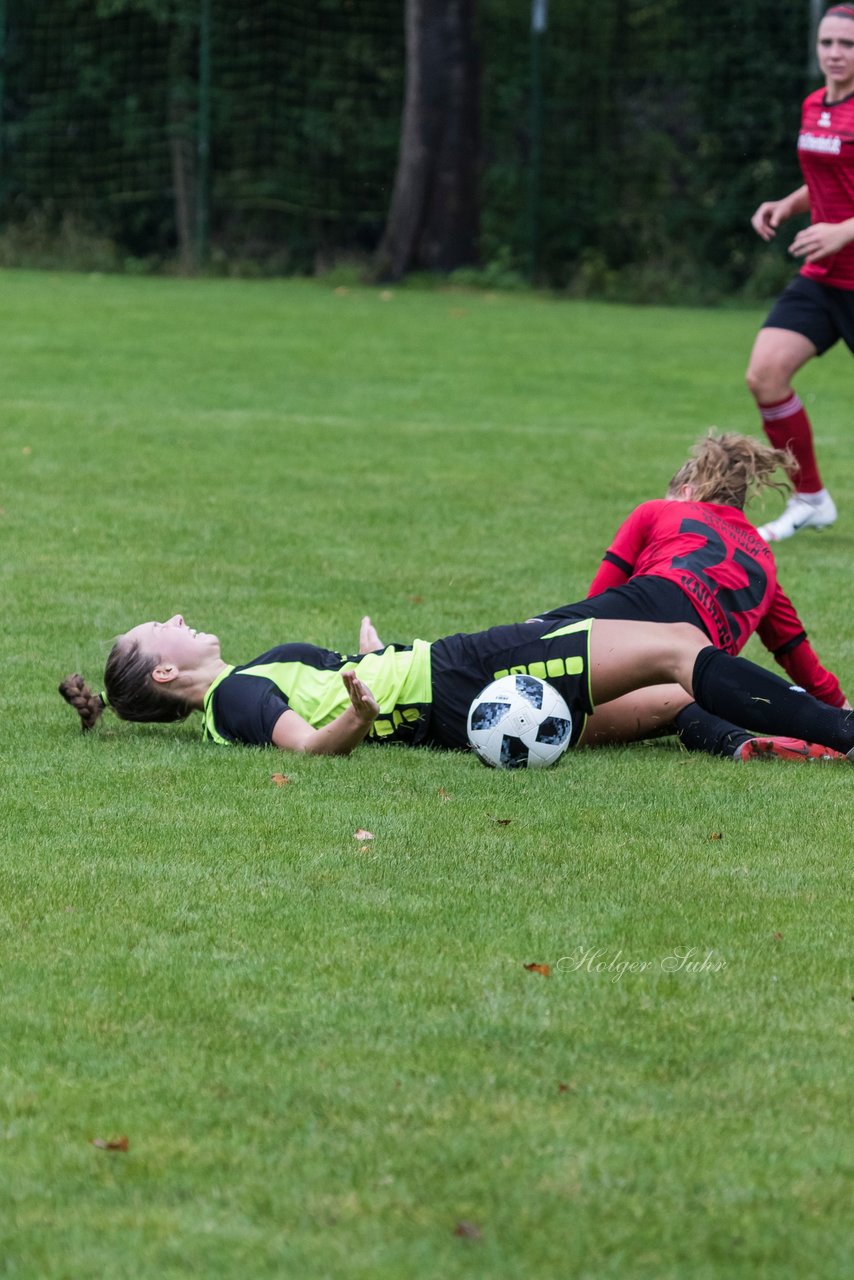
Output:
[467, 674, 573, 770]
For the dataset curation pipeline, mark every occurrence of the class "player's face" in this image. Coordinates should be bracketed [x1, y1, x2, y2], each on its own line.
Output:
[124, 614, 221, 669]
[817, 16, 854, 97]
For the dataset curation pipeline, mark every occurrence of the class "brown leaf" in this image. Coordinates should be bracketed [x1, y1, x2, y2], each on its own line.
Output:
[409, 594, 424, 605]
[709, 831, 723, 841]
[524, 962, 551, 977]
[773, 932, 783, 941]
[270, 773, 291, 786]
[438, 787, 451, 801]
[453, 1221, 482, 1241]
[357, 845, 371, 853]
[91, 1135, 129, 1152]
[353, 828, 375, 841]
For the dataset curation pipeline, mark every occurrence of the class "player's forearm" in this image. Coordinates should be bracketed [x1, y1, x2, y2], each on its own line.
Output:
[303, 708, 376, 755]
[782, 185, 810, 217]
[829, 214, 854, 246]
[273, 706, 375, 755]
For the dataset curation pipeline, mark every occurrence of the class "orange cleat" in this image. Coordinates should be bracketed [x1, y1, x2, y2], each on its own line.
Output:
[736, 736, 845, 763]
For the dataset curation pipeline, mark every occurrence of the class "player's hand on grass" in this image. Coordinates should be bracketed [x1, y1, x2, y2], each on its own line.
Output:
[789, 221, 854, 263]
[342, 669, 379, 724]
[358, 615, 383, 653]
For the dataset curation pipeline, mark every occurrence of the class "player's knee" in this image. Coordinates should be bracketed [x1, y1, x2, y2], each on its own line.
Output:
[665, 625, 709, 685]
[746, 360, 775, 402]
[746, 351, 792, 403]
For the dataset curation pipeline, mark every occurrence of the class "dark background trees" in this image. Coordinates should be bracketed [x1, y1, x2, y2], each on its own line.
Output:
[0, 0, 811, 298]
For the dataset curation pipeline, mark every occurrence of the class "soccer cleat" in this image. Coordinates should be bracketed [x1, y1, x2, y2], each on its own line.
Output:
[736, 736, 845, 763]
[758, 491, 837, 543]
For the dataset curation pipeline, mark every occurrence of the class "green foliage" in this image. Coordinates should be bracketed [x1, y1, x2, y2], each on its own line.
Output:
[0, 1, 816, 291]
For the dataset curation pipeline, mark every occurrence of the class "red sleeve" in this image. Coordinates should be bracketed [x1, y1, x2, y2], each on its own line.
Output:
[757, 585, 846, 706]
[588, 505, 654, 597]
[778, 641, 846, 707]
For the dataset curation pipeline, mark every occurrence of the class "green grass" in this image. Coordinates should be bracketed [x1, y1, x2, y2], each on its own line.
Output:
[1, 270, 852, 1279]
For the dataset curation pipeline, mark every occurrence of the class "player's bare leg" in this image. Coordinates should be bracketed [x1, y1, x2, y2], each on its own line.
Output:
[579, 683, 692, 746]
[746, 327, 836, 541]
[587, 619, 854, 757]
[586, 620, 707, 705]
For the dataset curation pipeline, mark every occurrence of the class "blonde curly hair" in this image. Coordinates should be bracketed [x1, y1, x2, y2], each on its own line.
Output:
[666, 432, 794, 510]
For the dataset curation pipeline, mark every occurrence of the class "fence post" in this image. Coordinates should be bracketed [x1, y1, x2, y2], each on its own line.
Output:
[528, 0, 547, 283]
[196, 0, 212, 266]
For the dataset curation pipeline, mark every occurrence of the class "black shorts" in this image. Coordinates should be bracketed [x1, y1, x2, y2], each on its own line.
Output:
[534, 576, 710, 634]
[429, 615, 594, 751]
[762, 274, 854, 356]
[427, 578, 711, 753]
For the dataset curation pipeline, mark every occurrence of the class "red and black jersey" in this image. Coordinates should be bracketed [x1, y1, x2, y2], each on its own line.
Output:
[798, 87, 854, 289]
[588, 499, 845, 706]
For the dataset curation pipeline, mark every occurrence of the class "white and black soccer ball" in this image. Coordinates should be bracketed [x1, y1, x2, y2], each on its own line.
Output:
[467, 674, 573, 770]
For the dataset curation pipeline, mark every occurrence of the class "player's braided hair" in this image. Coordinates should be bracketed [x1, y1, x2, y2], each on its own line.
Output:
[666, 432, 794, 510]
[59, 637, 192, 731]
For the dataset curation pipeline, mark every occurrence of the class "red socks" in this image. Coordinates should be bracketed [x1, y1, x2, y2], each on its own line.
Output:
[758, 393, 822, 493]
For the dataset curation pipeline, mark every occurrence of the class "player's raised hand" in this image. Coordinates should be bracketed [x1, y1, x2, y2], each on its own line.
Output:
[358, 615, 383, 653]
[342, 669, 379, 723]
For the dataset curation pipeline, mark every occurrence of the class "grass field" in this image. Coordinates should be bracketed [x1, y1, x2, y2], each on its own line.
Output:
[2, 269, 852, 1279]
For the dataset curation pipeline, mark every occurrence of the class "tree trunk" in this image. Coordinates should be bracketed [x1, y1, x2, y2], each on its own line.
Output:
[374, 0, 480, 281]
[168, 20, 197, 273]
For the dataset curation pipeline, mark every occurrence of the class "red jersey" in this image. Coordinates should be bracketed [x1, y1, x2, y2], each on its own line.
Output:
[588, 499, 845, 706]
[798, 86, 854, 289]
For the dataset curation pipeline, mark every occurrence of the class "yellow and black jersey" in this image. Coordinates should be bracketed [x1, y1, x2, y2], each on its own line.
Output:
[201, 608, 597, 751]
[203, 641, 434, 747]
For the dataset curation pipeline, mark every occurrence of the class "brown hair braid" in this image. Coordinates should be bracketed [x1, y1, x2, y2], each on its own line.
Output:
[666, 432, 794, 510]
[58, 673, 107, 731]
[59, 637, 192, 731]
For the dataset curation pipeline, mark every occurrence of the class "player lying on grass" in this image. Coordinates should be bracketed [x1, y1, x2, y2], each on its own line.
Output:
[60, 599, 854, 763]
[571, 432, 850, 762]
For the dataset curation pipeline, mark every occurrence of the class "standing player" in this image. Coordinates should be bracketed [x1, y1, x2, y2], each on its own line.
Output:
[746, 3, 854, 542]
[573, 432, 849, 758]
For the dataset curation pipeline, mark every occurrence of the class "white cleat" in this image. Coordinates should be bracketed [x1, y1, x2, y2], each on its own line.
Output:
[758, 491, 837, 543]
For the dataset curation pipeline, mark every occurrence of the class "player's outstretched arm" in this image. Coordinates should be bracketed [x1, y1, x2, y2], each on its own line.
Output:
[359, 615, 384, 653]
[271, 670, 380, 755]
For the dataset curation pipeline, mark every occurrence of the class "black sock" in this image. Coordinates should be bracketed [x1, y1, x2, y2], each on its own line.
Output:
[674, 702, 751, 758]
[692, 647, 854, 755]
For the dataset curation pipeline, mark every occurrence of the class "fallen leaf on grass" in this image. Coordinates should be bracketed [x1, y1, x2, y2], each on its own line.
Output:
[709, 832, 723, 841]
[488, 815, 512, 826]
[524, 962, 551, 977]
[438, 787, 451, 801]
[271, 773, 291, 786]
[353, 829, 375, 841]
[453, 1221, 482, 1240]
[773, 932, 783, 941]
[91, 1136, 129, 1152]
